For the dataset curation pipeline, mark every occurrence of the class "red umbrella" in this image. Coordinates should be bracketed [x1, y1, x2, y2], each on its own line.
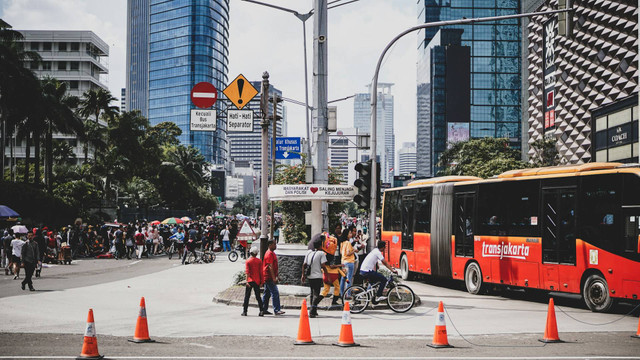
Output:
[150, 220, 161, 226]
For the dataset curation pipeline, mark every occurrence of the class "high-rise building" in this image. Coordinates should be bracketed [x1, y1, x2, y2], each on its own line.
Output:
[398, 142, 417, 176]
[523, 0, 638, 164]
[6, 30, 109, 164]
[126, 0, 230, 164]
[329, 128, 359, 185]
[353, 83, 395, 183]
[416, 0, 522, 177]
[120, 88, 127, 112]
[227, 81, 285, 174]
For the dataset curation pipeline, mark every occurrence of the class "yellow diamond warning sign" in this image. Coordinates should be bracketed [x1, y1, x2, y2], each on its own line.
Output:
[223, 74, 258, 110]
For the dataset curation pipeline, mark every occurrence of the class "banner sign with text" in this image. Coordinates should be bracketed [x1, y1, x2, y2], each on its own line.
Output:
[190, 109, 217, 131]
[269, 184, 356, 202]
[228, 109, 253, 132]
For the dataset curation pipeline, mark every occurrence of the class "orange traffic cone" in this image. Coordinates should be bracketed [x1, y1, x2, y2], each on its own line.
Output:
[632, 316, 640, 339]
[539, 298, 563, 343]
[77, 309, 104, 360]
[333, 302, 359, 347]
[294, 299, 315, 345]
[129, 297, 155, 343]
[427, 301, 452, 348]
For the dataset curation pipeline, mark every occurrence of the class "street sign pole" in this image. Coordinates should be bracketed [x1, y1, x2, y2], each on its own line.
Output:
[260, 72, 270, 260]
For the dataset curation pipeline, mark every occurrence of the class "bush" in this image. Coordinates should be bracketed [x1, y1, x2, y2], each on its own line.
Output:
[232, 270, 246, 286]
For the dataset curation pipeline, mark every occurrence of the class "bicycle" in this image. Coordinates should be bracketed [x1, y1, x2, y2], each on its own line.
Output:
[186, 248, 216, 264]
[342, 275, 415, 314]
[227, 242, 247, 262]
[165, 239, 178, 259]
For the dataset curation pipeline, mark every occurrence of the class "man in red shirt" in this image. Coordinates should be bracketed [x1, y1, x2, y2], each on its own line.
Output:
[242, 247, 264, 316]
[261, 239, 285, 316]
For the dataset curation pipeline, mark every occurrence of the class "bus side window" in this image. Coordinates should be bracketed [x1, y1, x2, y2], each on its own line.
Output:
[383, 191, 402, 232]
[415, 189, 432, 233]
[579, 175, 622, 252]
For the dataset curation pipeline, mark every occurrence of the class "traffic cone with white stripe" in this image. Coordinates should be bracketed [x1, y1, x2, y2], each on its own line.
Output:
[631, 315, 640, 339]
[539, 298, 563, 343]
[333, 302, 359, 347]
[427, 301, 453, 348]
[76, 309, 103, 360]
[129, 297, 155, 343]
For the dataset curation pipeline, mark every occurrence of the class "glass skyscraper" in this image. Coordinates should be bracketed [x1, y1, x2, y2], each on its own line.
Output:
[126, 0, 230, 164]
[416, 0, 521, 177]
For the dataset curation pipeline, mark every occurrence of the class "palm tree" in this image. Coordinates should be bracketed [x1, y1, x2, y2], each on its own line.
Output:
[168, 145, 208, 186]
[40, 77, 84, 192]
[0, 19, 41, 182]
[77, 88, 118, 163]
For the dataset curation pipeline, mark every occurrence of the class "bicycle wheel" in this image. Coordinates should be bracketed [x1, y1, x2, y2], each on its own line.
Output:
[228, 251, 238, 262]
[343, 285, 369, 314]
[203, 252, 215, 263]
[386, 284, 415, 313]
[167, 245, 174, 259]
[187, 252, 196, 264]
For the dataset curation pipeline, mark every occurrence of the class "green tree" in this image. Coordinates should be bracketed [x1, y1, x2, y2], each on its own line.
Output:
[120, 176, 160, 210]
[232, 194, 256, 215]
[53, 180, 101, 218]
[529, 137, 560, 167]
[77, 88, 118, 162]
[166, 145, 208, 186]
[437, 137, 528, 178]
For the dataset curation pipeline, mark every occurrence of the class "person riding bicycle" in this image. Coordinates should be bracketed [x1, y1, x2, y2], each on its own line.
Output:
[359, 240, 397, 302]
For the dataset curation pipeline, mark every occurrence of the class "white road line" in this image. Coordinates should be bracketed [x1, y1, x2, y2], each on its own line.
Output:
[129, 260, 142, 266]
[1, 357, 639, 360]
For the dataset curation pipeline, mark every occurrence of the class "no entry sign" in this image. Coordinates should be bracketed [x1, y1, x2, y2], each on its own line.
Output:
[191, 82, 218, 109]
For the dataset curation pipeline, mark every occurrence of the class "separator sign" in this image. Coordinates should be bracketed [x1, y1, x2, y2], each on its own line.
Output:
[228, 109, 253, 132]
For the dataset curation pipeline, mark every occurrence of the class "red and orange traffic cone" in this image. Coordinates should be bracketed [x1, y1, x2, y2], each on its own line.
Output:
[427, 301, 452, 348]
[333, 302, 359, 347]
[129, 297, 155, 343]
[77, 309, 104, 360]
[539, 298, 563, 343]
[294, 299, 315, 345]
[632, 316, 640, 339]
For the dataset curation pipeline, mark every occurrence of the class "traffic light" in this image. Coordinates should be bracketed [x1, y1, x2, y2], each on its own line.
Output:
[353, 160, 381, 210]
[353, 160, 371, 209]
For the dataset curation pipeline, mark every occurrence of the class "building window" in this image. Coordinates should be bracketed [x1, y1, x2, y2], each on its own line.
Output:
[70, 61, 79, 71]
[29, 61, 38, 70]
[30, 42, 39, 51]
[58, 61, 67, 71]
[42, 42, 51, 51]
[58, 42, 67, 51]
[69, 80, 79, 89]
[41, 62, 51, 70]
[70, 42, 80, 51]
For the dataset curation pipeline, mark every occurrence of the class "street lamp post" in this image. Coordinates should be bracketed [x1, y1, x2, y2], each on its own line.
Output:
[368, 8, 572, 252]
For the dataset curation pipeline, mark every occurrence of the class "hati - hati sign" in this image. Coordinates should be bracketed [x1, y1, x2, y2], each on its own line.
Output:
[269, 184, 356, 202]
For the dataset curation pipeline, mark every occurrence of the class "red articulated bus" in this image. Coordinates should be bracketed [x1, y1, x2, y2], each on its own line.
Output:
[382, 163, 640, 312]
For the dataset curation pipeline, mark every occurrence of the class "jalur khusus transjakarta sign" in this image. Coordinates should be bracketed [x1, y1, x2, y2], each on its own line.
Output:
[269, 184, 356, 202]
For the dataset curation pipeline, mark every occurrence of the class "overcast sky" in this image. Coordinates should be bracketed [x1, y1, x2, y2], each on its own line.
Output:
[1, 0, 418, 165]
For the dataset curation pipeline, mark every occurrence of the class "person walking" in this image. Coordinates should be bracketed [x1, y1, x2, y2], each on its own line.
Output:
[241, 247, 264, 317]
[301, 236, 328, 318]
[220, 225, 231, 252]
[135, 227, 145, 259]
[340, 231, 357, 296]
[2, 230, 14, 275]
[20, 231, 40, 291]
[262, 239, 285, 316]
[10, 234, 25, 280]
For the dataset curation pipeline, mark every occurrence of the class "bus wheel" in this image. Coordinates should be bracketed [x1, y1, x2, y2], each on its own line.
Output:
[583, 274, 613, 312]
[400, 255, 412, 281]
[465, 262, 484, 295]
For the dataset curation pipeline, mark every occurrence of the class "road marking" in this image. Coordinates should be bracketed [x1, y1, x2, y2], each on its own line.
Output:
[129, 260, 142, 266]
[188, 342, 214, 349]
[2, 357, 639, 360]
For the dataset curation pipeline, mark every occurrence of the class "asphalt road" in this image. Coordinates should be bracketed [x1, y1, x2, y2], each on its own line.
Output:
[0, 252, 638, 359]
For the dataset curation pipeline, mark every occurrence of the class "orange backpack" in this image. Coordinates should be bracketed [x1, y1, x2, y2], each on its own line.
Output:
[322, 232, 338, 255]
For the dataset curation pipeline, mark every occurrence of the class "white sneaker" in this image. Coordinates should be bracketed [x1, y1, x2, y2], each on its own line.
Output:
[375, 296, 387, 302]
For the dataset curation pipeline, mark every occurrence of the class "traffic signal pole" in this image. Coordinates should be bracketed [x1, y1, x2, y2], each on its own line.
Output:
[368, 8, 571, 252]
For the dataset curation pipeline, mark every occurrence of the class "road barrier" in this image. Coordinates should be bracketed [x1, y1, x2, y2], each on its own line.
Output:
[427, 301, 452, 348]
[129, 297, 155, 343]
[633, 316, 640, 339]
[294, 299, 315, 345]
[77, 309, 103, 360]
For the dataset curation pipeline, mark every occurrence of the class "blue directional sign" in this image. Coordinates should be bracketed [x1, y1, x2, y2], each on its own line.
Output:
[272, 137, 301, 159]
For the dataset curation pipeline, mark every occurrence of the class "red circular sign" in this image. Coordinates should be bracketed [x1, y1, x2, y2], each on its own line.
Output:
[190, 82, 218, 109]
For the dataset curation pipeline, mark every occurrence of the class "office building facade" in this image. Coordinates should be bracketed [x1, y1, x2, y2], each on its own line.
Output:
[416, 0, 522, 177]
[329, 128, 359, 185]
[523, 0, 638, 163]
[398, 142, 417, 175]
[126, 0, 230, 164]
[7, 30, 109, 164]
[353, 83, 395, 183]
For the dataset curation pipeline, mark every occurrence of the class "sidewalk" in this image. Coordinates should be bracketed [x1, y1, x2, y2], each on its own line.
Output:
[213, 284, 422, 310]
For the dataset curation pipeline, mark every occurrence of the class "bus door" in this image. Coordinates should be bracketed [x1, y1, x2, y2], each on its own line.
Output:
[623, 207, 640, 257]
[454, 192, 476, 258]
[401, 194, 416, 267]
[541, 187, 577, 291]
